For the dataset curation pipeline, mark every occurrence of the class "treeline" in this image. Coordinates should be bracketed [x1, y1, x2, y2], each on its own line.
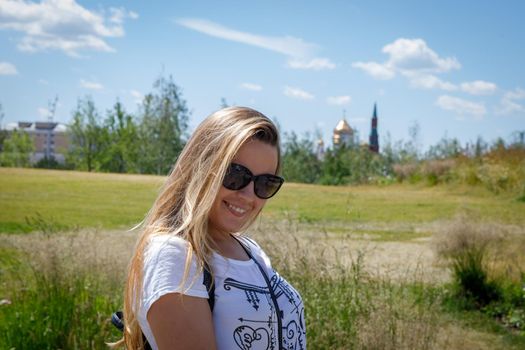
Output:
[65, 75, 189, 175]
[281, 129, 525, 195]
[0, 75, 189, 174]
[0, 75, 524, 194]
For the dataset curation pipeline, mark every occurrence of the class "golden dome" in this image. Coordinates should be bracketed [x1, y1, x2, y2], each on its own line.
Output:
[334, 119, 353, 134]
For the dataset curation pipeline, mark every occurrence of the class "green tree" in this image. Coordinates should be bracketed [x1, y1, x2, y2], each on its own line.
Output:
[281, 132, 321, 183]
[0, 103, 7, 152]
[67, 97, 105, 171]
[137, 75, 189, 174]
[0, 129, 34, 167]
[320, 145, 351, 185]
[426, 134, 462, 159]
[100, 101, 139, 173]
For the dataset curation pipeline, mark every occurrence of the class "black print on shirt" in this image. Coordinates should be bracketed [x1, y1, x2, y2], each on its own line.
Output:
[223, 273, 306, 350]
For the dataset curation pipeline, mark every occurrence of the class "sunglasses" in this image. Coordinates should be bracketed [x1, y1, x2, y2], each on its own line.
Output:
[223, 163, 284, 199]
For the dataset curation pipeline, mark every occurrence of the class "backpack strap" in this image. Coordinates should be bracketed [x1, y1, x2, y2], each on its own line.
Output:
[203, 263, 215, 311]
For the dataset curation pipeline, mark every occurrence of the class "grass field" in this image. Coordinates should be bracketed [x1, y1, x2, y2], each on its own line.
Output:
[1, 167, 524, 349]
[1, 167, 523, 235]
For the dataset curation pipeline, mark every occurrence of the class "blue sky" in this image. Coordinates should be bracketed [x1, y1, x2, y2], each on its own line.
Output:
[0, 0, 524, 151]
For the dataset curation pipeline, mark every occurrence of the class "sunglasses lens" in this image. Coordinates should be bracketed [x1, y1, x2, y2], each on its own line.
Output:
[223, 164, 252, 190]
[254, 175, 284, 199]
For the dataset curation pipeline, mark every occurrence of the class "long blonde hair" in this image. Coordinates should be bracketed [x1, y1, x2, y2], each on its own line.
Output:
[115, 107, 281, 349]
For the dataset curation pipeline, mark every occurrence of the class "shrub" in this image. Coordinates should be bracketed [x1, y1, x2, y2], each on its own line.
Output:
[393, 162, 419, 182]
[421, 159, 455, 185]
[434, 217, 503, 306]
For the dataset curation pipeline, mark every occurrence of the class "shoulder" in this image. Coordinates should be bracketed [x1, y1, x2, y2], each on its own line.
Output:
[141, 234, 208, 311]
[146, 234, 189, 253]
[143, 234, 191, 265]
[238, 235, 272, 268]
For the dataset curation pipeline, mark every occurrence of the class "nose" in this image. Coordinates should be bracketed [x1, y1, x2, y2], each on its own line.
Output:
[237, 180, 257, 200]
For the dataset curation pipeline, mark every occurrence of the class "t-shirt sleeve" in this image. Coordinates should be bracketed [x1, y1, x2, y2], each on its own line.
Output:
[140, 235, 209, 316]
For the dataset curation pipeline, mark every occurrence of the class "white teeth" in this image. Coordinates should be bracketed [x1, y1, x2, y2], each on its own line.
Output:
[226, 202, 247, 214]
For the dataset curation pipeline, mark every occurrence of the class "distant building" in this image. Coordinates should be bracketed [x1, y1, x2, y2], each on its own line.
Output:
[315, 138, 325, 161]
[5, 121, 69, 164]
[369, 103, 379, 153]
[333, 112, 358, 148]
[327, 104, 380, 153]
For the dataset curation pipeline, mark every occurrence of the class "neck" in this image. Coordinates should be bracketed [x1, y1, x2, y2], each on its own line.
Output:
[209, 231, 248, 261]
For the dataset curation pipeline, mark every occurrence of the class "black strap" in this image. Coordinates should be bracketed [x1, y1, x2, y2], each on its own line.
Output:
[232, 236, 284, 350]
[203, 263, 215, 311]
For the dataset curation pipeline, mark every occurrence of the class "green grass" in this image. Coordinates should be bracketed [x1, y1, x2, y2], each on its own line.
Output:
[266, 182, 525, 226]
[1, 168, 524, 349]
[1, 168, 523, 234]
[0, 168, 163, 233]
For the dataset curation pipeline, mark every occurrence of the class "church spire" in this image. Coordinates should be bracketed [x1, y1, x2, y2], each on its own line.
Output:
[369, 103, 379, 153]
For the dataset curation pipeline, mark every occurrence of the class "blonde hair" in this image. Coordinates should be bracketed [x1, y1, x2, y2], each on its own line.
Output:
[114, 107, 281, 349]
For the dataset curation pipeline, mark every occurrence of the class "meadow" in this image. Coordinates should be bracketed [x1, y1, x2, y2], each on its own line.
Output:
[1, 167, 524, 349]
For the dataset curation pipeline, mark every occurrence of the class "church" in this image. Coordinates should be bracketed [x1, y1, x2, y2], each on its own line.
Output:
[316, 103, 379, 159]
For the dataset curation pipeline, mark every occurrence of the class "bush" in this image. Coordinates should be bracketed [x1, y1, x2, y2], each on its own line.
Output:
[392, 162, 419, 182]
[421, 159, 455, 185]
[434, 217, 503, 306]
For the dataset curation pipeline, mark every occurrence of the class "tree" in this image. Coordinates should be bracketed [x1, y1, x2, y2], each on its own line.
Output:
[281, 131, 321, 183]
[426, 134, 462, 159]
[137, 75, 189, 174]
[0, 129, 34, 167]
[0, 103, 7, 152]
[67, 97, 105, 171]
[319, 145, 351, 185]
[100, 101, 139, 173]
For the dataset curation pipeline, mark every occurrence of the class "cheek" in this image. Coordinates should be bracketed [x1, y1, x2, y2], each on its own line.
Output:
[253, 199, 267, 216]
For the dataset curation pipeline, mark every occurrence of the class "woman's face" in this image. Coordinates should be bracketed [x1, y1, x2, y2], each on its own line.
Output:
[208, 139, 279, 237]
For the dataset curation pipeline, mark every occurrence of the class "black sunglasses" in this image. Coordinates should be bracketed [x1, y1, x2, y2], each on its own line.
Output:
[223, 163, 284, 199]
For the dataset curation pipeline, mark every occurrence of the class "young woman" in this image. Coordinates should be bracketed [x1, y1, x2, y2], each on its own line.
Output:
[118, 107, 306, 349]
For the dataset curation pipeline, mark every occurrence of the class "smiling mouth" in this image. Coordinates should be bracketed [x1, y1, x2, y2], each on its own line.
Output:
[225, 201, 248, 216]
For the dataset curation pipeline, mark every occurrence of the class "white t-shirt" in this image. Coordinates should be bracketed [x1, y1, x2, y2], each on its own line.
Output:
[138, 234, 306, 350]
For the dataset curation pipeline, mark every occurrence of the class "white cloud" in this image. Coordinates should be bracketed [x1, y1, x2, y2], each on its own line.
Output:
[496, 88, 525, 115]
[283, 86, 314, 100]
[460, 80, 497, 95]
[505, 88, 525, 100]
[38, 107, 50, 118]
[287, 57, 336, 70]
[0, 61, 18, 75]
[241, 82, 262, 91]
[80, 79, 103, 90]
[129, 89, 143, 103]
[409, 74, 457, 91]
[352, 61, 395, 80]
[383, 38, 460, 73]
[177, 18, 316, 58]
[0, 0, 137, 56]
[38, 79, 49, 85]
[109, 7, 138, 24]
[176, 18, 335, 70]
[436, 95, 486, 118]
[352, 38, 460, 86]
[326, 95, 351, 105]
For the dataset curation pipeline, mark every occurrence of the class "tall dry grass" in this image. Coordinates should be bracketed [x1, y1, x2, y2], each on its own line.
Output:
[0, 229, 136, 349]
[252, 220, 442, 349]
[0, 221, 446, 349]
